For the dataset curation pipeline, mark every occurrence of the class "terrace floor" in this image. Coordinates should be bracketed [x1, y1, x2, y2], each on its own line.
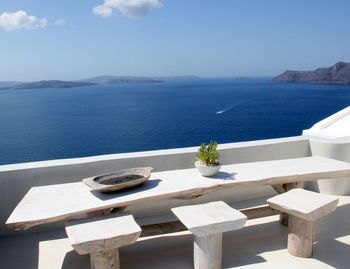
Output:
[1, 195, 350, 269]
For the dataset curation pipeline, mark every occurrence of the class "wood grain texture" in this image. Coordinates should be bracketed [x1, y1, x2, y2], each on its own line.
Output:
[268, 189, 338, 258]
[278, 181, 304, 226]
[65, 213, 141, 255]
[268, 189, 339, 221]
[87, 209, 112, 218]
[140, 220, 186, 237]
[288, 216, 314, 258]
[90, 250, 120, 269]
[194, 233, 222, 269]
[271, 184, 285, 194]
[173, 202, 246, 268]
[7, 156, 350, 230]
[172, 201, 247, 237]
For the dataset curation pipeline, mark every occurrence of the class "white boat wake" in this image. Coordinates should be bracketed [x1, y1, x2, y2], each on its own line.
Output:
[216, 102, 244, 114]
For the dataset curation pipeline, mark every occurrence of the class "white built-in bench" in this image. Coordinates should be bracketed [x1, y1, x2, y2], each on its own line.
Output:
[65, 213, 141, 269]
[268, 189, 339, 257]
[172, 201, 247, 269]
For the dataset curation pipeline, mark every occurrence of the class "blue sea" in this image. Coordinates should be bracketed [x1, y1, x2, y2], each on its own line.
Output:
[1, 78, 350, 165]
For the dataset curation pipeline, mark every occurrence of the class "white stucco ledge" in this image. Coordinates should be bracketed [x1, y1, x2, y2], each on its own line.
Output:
[303, 106, 350, 140]
[0, 136, 308, 172]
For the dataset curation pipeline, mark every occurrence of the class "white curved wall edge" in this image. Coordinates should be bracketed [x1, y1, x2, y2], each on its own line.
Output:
[303, 106, 350, 139]
[302, 107, 350, 195]
[303, 134, 350, 196]
[302, 134, 350, 144]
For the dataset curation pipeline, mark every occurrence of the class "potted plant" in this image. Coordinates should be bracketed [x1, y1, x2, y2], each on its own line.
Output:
[195, 141, 222, 176]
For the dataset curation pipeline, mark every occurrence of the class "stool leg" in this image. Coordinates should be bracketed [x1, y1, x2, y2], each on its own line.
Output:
[288, 215, 314, 258]
[194, 233, 222, 269]
[279, 213, 289, 226]
[90, 249, 120, 269]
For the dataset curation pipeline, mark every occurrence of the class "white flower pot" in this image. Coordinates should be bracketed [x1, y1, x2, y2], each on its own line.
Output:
[195, 161, 222, 177]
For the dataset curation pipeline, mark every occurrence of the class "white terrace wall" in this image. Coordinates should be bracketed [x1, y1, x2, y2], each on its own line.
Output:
[301, 106, 350, 195]
[307, 136, 350, 195]
[0, 136, 310, 236]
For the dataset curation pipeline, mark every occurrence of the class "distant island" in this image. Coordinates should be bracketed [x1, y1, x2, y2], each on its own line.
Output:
[0, 75, 199, 90]
[81, 76, 162, 84]
[272, 62, 350, 84]
[81, 75, 199, 84]
[3, 80, 97, 90]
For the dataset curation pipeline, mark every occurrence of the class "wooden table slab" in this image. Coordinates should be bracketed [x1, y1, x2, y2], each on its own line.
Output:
[6, 156, 350, 231]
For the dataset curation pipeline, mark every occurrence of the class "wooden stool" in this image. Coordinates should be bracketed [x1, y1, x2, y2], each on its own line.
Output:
[65, 213, 141, 269]
[267, 189, 338, 258]
[172, 201, 247, 269]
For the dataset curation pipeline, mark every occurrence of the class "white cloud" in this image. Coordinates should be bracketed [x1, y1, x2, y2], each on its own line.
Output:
[0, 10, 47, 31]
[54, 18, 66, 26]
[93, 5, 113, 18]
[93, 0, 162, 19]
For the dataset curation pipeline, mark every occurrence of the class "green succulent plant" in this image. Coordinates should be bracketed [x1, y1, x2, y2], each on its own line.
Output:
[196, 141, 220, 166]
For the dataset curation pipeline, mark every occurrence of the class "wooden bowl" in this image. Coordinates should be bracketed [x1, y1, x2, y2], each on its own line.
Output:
[83, 167, 153, 193]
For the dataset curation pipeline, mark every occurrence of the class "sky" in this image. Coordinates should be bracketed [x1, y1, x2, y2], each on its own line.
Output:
[0, 0, 350, 81]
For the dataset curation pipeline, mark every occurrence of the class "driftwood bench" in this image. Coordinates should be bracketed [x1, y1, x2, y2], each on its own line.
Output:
[7, 157, 350, 234]
[65, 213, 141, 269]
[268, 189, 339, 257]
[172, 201, 247, 269]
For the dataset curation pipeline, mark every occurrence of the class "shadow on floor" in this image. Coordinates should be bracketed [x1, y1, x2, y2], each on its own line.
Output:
[0, 228, 67, 269]
[61, 250, 89, 269]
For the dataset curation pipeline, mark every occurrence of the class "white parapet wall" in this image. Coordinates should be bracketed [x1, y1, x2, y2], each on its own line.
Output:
[306, 137, 350, 195]
[303, 106, 350, 195]
[0, 136, 310, 236]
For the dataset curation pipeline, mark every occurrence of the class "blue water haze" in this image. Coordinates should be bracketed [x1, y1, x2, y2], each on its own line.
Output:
[0, 79, 350, 165]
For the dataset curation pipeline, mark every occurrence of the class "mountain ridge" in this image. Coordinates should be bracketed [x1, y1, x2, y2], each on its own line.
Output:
[272, 62, 350, 84]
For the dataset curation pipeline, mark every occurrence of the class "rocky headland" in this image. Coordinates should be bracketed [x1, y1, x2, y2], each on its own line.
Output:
[272, 62, 350, 84]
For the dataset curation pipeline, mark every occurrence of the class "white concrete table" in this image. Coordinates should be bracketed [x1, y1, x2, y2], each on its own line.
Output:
[65, 213, 141, 269]
[172, 201, 247, 269]
[6, 156, 350, 235]
[268, 189, 339, 257]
